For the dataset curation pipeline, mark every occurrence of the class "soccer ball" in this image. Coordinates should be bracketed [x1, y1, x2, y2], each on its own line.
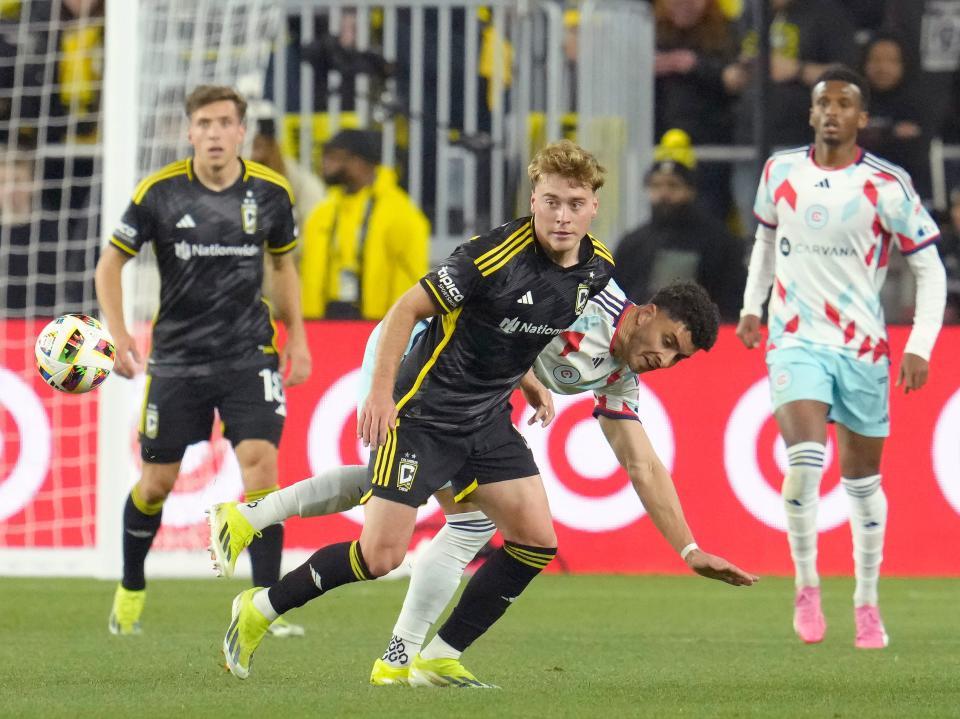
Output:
[35, 314, 116, 393]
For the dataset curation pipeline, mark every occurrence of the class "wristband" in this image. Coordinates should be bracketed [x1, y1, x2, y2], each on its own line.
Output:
[680, 542, 699, 560]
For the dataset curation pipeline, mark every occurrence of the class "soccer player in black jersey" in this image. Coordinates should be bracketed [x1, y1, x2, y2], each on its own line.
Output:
[95, 86, 311, 638]
[220, 141, 613, 684]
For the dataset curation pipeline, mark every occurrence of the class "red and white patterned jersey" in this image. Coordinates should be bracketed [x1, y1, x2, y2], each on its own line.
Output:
[533, 278, 640, 421]
[753, 145, 940, 363]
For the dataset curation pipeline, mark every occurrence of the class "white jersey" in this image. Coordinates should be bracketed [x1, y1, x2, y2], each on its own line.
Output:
[359, 279, 640, 421]
[754, 145, 940, 363]
[532, 278, 640, 420]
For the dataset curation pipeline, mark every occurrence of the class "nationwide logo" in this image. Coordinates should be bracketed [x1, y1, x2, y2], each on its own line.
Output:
[499, 317, 562, 336]
[174, 241, 259, 261]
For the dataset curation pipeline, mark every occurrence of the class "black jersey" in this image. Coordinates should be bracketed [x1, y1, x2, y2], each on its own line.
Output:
[395, 216, 615, 431]
[111, 158, 297, 377]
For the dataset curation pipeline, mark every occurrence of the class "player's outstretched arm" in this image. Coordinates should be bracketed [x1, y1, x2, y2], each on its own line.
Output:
[270, 252, 312, 386]
[598, 416, 758, 586]
[737, 225, 777, 349]
[519, 369, 555, 427]
[94, 246, 142, 378]
[358, 284, 438, 448]
[898, 246, 947, 393]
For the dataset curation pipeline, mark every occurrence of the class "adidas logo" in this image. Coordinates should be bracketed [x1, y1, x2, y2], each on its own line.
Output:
[516, 291, 534, 305]
[175, 214, 196, 229]
[814, 178, 830, 189]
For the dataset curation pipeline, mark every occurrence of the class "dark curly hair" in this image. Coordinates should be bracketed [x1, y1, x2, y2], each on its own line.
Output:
[648, 280, 720, 351]
[814, 64, 870, 110]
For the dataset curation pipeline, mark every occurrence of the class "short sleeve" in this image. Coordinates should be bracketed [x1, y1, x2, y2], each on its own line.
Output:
[877, 179, 941, 256]
[420, 243, 483, 314]
[591, 370, 640, 422]
[752, 157, 778, 229]
[110, 199, 153, 257]
[267, 190, 298, 255]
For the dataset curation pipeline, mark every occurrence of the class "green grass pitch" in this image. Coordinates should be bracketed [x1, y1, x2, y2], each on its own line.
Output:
[2, 575, 958, 717]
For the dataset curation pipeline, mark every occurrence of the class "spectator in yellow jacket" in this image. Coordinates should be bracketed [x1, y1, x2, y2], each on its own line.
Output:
[301, 129, 430, 319]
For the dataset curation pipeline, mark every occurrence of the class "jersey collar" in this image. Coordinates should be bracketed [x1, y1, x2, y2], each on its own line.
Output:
[807, 144, 864, 170]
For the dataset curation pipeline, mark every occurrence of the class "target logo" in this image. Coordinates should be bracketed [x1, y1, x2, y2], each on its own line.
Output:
[933, 387, 960, 517]
[723, 377, 847, 532]
[518, 383, 674, 532]
[307, 369, 440, 525]
[0, 368, 52, 522]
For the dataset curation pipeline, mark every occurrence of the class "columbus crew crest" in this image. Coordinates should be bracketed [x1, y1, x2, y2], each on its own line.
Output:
[397, 453, 419, 492]
[575, 283, 590, 315]
[241, 191, 258, 235]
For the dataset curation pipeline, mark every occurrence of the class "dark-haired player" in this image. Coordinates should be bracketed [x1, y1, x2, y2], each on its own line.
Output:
[737, 65, 946, 648]
[95, 85, 311, 637]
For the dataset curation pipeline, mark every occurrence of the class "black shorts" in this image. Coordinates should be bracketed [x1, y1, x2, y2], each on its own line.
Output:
[363, 410, 539, 508]
[139, 361, 285, 463]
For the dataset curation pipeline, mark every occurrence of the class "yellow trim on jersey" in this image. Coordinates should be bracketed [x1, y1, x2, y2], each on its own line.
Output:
[244, 160, 295, 204]
[372, 424, 399, 487]
[589, 234, 615, 265]
[395, 307, 462, 412]
[268, 238, 298, 255]
[359, 489, 373, 505]
[260, 298, 279, 355]
[138, 374, 153, 435]
[348, 540, 370, 580]
[422, 278, 452, 314]
[454, 479, 478, 503]
[132, 159, 191, 205]
[475, 225, 532, 274]
[110, 236, 138, 256]
[504, 544, 554, 569]
[479, 235, 533, 276]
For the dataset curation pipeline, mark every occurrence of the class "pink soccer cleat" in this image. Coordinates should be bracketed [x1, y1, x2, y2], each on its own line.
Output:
[793, 586, 826, 644]
[854, 605, 889, 649]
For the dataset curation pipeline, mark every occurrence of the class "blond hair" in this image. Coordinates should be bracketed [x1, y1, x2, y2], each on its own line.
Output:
[527, 140, 605, 191]
[184, 85, 247, 121]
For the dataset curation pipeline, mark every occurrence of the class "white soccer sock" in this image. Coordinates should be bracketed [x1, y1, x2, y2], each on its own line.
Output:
[237, 466, 369, 532]
[842, 474, 887, 607]
[782, 442, 825, 589]
[252, 587, 279, 621]
[420, 634, 462, 661]
[382, 511, 496, 667]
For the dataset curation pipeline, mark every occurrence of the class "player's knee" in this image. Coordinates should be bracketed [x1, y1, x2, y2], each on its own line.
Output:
[502, 525, 557, 550]
[358, 540, 406, 578]
[782, 466, 821, 505]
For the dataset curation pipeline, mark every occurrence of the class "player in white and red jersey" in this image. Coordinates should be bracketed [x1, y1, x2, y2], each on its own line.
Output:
[208, 279, 758, 685]
[737, 66, 947, 649]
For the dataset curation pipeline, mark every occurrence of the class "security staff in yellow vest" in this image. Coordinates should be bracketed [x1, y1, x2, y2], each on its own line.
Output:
[300, 129, 430, 319]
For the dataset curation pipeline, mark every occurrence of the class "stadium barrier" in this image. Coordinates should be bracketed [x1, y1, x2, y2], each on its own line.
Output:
[2, 323, 959, 577]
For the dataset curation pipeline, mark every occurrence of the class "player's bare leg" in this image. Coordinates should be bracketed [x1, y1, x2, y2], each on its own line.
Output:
[110, 461, 179, 635]
[775, 400, 829, 644]
[836, 425, 889, 649]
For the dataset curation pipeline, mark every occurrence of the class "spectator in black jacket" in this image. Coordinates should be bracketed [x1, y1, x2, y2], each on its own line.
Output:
[614, 160, 746, 321]
[859, 34, 931, 201]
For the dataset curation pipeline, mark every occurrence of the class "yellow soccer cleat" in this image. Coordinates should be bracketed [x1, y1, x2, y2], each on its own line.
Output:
[222, 588, 272, 680]
[408, 654, 498, 689]
[207, 501, 260, 578]
[266, 615, 305, 638]
[108, 584, 145, 636]
[370, 658, 411, 686]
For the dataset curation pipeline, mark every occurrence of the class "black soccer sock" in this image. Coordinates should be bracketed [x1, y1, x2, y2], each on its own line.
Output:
[121, 487, 164, 591]
[248, 524, 284, 588]
[267, 540, 371, 615]
[436, 541, 556, 651]
[245, 486, 283, 588]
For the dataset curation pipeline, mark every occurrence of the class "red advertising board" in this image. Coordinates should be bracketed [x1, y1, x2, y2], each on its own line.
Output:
[2, 320, 959, 575]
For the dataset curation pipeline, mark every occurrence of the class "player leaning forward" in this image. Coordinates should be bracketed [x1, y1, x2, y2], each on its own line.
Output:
[222, 141, 617, 683]
[736, 66, 946, 648]
[96, 85, 311, 636]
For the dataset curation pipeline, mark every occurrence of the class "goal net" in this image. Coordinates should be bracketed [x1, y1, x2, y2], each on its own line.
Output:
[0, 0, 281, 575]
